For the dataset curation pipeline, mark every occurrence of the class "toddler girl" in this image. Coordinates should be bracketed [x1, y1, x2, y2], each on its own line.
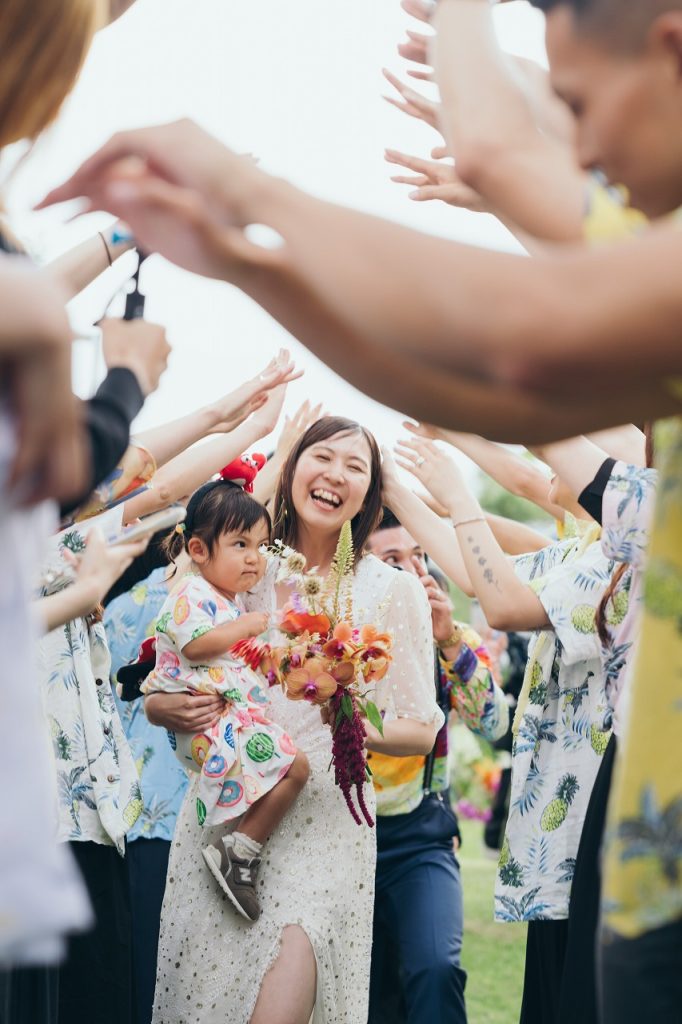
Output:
[143, 479, 309, 921]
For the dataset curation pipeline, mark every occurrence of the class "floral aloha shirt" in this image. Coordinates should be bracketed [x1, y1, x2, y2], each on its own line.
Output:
[496, 524, 613, 922]
[105, 567, 188, 843]
[603, 416, 682, 938]
[39, 509, 142, 854]
[600, 461, 657, 736]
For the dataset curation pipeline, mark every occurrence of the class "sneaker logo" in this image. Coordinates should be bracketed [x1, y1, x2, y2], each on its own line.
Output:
[237, 867, 253, 884]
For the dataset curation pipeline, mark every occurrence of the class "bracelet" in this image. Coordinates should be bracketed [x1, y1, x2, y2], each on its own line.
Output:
[451, 515, 485, 529]
[98, 231, 113, 267]
[440, 622, 464, 650]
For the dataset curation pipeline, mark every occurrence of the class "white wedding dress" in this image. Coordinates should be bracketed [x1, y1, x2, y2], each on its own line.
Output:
[152, 554, 442, 1024]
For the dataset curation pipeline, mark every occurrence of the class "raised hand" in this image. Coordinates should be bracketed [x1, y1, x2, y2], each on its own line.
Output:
[394, 435, 467, 511]
[207, 350, 303, 435]
[100, 318, 171, 396]
[382, 68, 441, 133]
[275, 399, 324, 459]
[385, 149, 489, 211]
[411, 555, 457, 647]
[37, 121, 273, 282]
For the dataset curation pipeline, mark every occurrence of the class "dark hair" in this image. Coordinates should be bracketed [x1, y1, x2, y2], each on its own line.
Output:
[163, 481, 271, 563]
[376, 507, 401, 532]
[528, 0, 678, 49]
[595, 424, 655, 644]
[272, 416, 383, 567]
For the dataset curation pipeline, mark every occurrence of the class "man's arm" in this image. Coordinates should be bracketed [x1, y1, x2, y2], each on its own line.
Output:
[40, 122, 682, 439]
[424, 0, 586, 241]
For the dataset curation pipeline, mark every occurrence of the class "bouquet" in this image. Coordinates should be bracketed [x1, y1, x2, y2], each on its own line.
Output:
[232, 521, 392, 826]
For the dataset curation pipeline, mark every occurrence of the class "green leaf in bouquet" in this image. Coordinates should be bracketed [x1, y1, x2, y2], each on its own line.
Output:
[365, 700, 384, 737]
[341, 693, 354, 720]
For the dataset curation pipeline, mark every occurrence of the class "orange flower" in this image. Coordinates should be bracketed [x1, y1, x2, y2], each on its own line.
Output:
[285, 657, 338, 705]
[330, 659, 356, 687]
[333, 622, 354, 643]
[360, 624, 391, 647]
[279, 606, 331, 638]
[361, 655, 391, 683]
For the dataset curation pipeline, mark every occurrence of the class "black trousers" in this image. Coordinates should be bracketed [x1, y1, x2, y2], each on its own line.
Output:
[0, 841, 131, 1024]
[126, 838, 171, 1024]
[558, 736, 617, 1024]
[519, 920, 569, 1024]
[600, 918, 682, 1024]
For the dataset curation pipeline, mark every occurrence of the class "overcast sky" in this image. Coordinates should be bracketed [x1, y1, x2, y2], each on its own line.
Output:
[5, 0, 547, 472]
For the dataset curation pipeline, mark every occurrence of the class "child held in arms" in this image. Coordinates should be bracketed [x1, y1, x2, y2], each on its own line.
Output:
[142, 474, 309, 922]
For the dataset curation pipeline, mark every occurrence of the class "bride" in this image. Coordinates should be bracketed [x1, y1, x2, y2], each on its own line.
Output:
[145, 417, 444, 1024]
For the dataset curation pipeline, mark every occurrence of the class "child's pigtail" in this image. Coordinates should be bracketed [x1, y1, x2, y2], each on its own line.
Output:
[162, 522, 187, 567]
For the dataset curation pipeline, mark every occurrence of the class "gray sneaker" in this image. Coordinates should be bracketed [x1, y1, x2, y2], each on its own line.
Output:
[202, 843, 262, 922]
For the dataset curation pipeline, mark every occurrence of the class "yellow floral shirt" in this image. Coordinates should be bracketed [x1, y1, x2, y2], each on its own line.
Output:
[585, 184, 682, 937]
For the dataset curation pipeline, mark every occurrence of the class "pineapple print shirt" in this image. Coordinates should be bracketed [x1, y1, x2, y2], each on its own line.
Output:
[39, 509, 143, 854]
[495, 532, 612, 922]
[600, 461, 657, 736]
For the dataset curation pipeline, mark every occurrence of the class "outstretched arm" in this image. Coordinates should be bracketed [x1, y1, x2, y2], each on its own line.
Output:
[395, 436, 551, 632]
[39, 123, 682, 435]
[47, 221, 135, 300]
[123, 379, 292, 521]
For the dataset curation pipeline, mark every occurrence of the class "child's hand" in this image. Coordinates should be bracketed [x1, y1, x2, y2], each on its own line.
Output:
[239, 611, 270, 638]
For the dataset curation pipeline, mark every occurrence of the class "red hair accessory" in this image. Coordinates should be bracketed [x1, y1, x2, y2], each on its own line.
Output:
[219, 453, 267, 494]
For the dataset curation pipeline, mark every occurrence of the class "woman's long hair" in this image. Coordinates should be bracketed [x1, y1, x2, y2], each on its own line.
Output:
[272, 417, 383, 567]
[0, 0, 105, 148]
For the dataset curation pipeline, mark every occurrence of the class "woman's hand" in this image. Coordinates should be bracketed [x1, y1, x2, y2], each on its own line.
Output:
[382, 68, 441, 133]
[394, 435, 468, 513]
[385, 149, 490, 212]
[100, 318, 171, 397]
[144, 691, 224, 732]
[76, 529, 149, 603]
[207, 350, 302, 434]
[275, 399, 323, 460]
[37, 121, 278, 280]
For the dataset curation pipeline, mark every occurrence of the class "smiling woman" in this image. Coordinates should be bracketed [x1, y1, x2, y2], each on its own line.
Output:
[147, 415, 445, 1024]
[272, 416, 384, 569]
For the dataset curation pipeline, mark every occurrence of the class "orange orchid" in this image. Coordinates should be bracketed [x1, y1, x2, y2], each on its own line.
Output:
[360, 624, 392, 647]
[330, 659, 356, 687]
[284, 657, 338, 705]
[279, 605, 331, 639]
[361, 654, 391, 684]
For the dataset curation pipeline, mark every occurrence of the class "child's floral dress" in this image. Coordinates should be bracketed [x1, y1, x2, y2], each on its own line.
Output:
[143, 572, 296, 828]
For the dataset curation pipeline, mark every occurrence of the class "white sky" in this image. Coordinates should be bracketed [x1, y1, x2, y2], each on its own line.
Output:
[4, 0, 547, 470]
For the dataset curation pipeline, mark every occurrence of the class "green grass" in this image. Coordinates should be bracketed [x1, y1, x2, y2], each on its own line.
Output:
[459, 819, 526, 1024]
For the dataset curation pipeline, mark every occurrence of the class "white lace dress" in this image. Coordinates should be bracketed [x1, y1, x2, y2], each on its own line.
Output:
[152, 554, 442, 1024]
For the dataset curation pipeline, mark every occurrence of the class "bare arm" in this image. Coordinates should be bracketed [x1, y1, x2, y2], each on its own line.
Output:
[484, 513, 551, 555]
[131, 352, 297, 472]
[40, 123, 682, 435]
[364, 718, 438, 757]
[123, 384, 288, 521]
[394, 437, 551, 632]
[431, 427, 566, 522]
[428, 0, 585, 241]
[46, 221, 135, 300]
[532, 436, 611, 505]
[181, 611, 268, 662]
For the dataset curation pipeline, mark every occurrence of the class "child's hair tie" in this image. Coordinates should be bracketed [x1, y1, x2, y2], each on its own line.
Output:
[175, 522, 186, 536]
